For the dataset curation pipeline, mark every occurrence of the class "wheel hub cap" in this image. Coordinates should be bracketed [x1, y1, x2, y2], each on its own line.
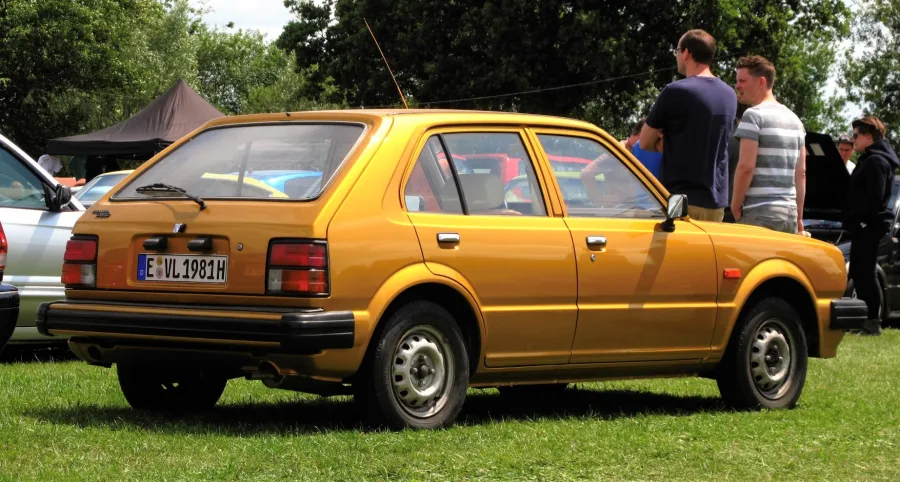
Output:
[750, 321, 794, 398]
[392, 327, 452, 417]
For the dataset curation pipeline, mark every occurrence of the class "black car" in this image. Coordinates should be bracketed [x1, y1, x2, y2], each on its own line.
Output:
[803, 132, 900, 325]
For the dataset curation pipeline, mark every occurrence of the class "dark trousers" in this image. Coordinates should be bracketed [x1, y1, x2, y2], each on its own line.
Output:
[848, 226, 884, 320]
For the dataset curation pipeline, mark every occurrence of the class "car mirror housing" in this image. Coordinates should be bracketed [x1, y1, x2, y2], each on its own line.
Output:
[662, 194, 688, 232]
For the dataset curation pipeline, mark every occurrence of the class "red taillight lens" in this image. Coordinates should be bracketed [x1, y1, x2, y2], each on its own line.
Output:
[269, 243, 326, 268]
[62, 263, 96, 287]
[0, 222, 7, 280]
[283, 270, 327, 293]
[64, 239, 97, 262]
[267, 241, 328, 295]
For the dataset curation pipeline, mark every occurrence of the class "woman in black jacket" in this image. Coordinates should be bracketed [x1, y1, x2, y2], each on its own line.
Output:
[843, 116, 900, 335]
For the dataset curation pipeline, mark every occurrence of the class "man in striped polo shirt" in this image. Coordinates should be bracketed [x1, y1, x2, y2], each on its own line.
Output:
[731, 55, 807, 234]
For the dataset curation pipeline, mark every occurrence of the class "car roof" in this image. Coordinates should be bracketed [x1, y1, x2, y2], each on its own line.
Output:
[195, 109, 603, 134]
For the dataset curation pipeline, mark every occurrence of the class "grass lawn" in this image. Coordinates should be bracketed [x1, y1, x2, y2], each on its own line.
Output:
[0, 330, 898, 481]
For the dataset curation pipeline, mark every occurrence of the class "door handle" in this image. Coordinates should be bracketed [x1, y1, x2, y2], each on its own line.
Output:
[437, 233, 460, 244]
[586, 236, 607, 248]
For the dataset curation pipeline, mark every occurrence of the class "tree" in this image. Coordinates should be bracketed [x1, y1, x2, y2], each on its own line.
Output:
[278, 0, 850, 138]
[844, 0, 900, 141]
[0, 0, 164, 156]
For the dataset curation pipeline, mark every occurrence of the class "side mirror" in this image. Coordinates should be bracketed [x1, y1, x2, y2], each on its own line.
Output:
[43, 184, 73, 212]
[662, 194, 688, 232]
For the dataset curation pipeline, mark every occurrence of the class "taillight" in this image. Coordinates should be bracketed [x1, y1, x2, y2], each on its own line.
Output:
[267, 240, 328, 296]
[0, 222, 7, 282]
[62, 236, 98, 288]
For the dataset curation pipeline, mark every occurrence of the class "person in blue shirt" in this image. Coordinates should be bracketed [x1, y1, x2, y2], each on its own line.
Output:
[629, 119, 662, 178]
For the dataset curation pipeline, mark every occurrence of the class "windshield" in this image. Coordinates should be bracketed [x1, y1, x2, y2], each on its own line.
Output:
[75, 173, 130, 204]
[115, 123, 365, 201]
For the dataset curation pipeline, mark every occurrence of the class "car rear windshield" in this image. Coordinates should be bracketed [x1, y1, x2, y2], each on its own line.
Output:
[114, 123, 365, 201]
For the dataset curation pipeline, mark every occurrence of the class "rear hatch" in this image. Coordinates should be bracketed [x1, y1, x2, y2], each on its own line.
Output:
[71, 121, 367, 297]
[804, 131, 851, 223]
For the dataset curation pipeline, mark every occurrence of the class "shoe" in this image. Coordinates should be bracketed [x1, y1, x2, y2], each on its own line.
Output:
[861, 319, 883, 336]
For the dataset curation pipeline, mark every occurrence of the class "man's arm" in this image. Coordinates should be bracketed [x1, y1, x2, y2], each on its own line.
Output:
[730, 138, 759, 220]
[580, 156, 608, 206]
[795, 145, 807, 233]
[639, 123, 662, 152]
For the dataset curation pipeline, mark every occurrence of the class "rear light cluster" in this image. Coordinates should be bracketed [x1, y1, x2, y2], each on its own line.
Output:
[62, 236, 98, 288]
[0, 222, 7, 282]
[267, 241, 328, 296]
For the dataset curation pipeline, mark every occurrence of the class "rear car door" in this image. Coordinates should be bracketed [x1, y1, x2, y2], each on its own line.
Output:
[532, 130, 719, 363]
[404, 129, 578, 367]
[0, 144, 82, 337]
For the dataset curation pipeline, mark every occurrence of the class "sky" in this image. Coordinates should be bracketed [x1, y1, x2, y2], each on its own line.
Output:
[189, 0, 295, 41]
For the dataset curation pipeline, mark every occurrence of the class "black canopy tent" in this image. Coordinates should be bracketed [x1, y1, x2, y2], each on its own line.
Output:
[47, 80, 224, 160]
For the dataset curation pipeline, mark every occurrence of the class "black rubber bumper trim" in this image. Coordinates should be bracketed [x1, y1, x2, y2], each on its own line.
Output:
[36, 301, 354, 352]
[830, 297, 868, 331]
[0, 285, 20, 348]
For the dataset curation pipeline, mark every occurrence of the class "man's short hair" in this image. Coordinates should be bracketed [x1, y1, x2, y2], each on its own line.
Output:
[631, 119, 645, 136]
[736, 55, 776, 89]
[678, 29, 716, 65]
[852, 116, 887, 142]
[837, 133, 854, 146]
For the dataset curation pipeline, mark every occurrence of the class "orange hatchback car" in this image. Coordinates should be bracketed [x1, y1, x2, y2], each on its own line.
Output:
[38, 110, 865, 429]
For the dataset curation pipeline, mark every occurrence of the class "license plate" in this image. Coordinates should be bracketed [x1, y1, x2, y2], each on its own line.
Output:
[137, 254, 228, 283]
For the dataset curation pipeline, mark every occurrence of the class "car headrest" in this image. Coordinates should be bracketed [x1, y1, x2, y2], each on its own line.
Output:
[458, 173, 504, 212]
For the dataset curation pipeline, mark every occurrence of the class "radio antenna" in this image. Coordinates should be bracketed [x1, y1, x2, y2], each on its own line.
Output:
[364, 18, 409, 109]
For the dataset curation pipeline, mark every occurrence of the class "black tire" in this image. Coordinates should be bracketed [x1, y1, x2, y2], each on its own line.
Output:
[117, 364, 227, 411]
[355, 301, 469, 430]
[716, 298, 808, 410]
[497, 383, 569, 398]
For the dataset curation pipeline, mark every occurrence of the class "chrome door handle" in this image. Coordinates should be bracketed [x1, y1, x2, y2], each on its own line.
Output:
[586, 236, 607, 248]
[437, 233, 460, 243]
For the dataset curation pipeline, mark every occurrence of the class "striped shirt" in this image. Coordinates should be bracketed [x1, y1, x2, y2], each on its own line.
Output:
[733, 101, 805, 210]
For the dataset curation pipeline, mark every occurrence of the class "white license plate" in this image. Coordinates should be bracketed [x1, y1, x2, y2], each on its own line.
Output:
[137, 254, 228, 283]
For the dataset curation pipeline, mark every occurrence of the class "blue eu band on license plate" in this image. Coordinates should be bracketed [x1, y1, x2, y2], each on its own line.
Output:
[137, 254, 228, 283]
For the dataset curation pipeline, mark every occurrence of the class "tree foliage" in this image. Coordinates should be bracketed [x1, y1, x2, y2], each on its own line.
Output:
[844, 0, 900, 141]
[278, 0, 850, 137]
[0, 0, 338, 158]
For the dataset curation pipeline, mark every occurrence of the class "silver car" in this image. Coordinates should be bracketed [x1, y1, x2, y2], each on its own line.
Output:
[0, 133, 83, 344]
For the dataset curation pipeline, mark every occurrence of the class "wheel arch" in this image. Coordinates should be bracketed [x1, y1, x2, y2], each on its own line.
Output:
[722, 261, 822, 358]
[361, 265, 485, 378]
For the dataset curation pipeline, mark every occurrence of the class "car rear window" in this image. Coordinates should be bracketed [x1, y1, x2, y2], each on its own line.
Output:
[114, 123, 365, 201]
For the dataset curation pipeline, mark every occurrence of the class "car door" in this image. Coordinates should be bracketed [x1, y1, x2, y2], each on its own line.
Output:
[403, 130, 578, 367]
[531, 130, 719, 363]
[0, 144, 83, 336]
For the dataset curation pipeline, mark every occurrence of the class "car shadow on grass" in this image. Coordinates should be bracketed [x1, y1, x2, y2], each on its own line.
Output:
[26, 385, 728, 435]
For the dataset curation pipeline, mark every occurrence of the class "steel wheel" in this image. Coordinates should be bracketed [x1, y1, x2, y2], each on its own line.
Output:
[391, 325, 454, 418]
[716, 297, 808, 410]
[749, 319, 795, 400]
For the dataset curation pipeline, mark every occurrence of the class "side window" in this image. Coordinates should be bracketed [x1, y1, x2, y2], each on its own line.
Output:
[404, 136, 462, 214]
[0, 147, 47, 210]
[536, 134, 664, 219]
[442, 132, 547, 216]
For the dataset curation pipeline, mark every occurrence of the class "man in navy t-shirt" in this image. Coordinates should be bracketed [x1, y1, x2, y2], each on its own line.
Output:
[640, 29, 737, 222]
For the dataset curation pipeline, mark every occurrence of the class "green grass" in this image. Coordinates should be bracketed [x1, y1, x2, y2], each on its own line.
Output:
[1, 331, 899, 481]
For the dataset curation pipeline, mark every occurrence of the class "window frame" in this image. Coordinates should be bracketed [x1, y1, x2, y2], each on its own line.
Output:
[0, 144, 52, 212]
[400, 127, 553, 218]
[526, 128, 668, 219]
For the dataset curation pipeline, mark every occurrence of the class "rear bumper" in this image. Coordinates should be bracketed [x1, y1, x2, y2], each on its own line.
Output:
[0, 285, 20, 348]
[36, 300, 354, 353]
[830, 297, 868, 330]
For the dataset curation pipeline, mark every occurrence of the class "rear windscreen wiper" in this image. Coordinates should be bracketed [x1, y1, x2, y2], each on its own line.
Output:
[135, 183, 206, 210]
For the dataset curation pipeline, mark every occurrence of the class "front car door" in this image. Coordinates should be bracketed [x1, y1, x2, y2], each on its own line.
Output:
[0, 144, 83, 340]
[403, 129, 578, 367]
[531, 130, 719, 363]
